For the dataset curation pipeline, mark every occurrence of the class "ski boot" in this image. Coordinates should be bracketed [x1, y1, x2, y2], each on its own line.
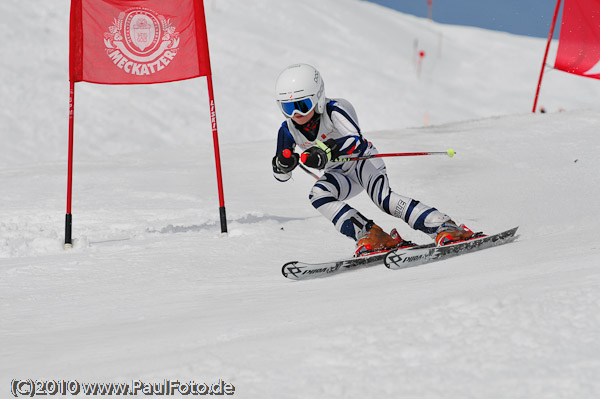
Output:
[435, 221, 478, 246]
[355, 224, 413, 257]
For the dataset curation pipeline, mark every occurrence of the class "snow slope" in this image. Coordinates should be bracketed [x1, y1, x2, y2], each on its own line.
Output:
[1, 0, 600, 398]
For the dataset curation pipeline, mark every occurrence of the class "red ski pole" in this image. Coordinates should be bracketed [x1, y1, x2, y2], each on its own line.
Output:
[335, 149, 455, 162]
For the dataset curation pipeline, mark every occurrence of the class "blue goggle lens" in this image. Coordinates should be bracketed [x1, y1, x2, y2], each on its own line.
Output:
[280, 98, 314, 117]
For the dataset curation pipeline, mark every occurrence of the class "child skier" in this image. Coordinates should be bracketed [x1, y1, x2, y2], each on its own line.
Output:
[271, 63, 474, 256]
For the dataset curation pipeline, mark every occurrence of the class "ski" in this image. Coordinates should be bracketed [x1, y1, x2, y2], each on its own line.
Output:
[282, 244, 416, 281]
[384, 227, 519, 270]
[282, 227, 519, 280]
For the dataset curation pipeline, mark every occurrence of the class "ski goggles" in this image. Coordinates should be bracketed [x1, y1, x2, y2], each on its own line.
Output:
[279, 97, 315, 117]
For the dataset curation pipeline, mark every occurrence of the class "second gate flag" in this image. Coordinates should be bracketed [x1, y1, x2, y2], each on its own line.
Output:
[555, 0, 600, 79]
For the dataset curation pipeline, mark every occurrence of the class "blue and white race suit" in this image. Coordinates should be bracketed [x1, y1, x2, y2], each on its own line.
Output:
[273, 98, 450, 241]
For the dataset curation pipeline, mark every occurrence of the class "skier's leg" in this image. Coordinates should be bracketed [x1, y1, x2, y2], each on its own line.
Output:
[308, 171, 372, 240]
[354, 157, 453, 238]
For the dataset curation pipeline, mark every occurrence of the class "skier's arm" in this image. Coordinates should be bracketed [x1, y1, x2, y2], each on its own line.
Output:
[272, 123, 298, 182]
[328, 102, 368, 157]
[327, 99, 369, 156]
[334, 136, 364, 156]
[300, 102, 367, 169]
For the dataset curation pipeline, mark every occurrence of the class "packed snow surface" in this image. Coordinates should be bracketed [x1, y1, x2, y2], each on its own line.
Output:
[1, 0, 599, 398]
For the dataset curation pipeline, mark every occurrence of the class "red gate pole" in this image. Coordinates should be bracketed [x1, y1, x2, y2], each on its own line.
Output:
[65, 80, 75, 248]
[206, 75, 228, 235]
[533, 0, 563, 113]
[427, 0, 433, 20]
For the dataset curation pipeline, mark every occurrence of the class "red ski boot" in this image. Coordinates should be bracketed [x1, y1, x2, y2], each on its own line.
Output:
[354, 224, 412, 257]
[435, 221, 476, 246]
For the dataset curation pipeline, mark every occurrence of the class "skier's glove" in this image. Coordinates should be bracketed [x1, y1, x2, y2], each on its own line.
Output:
[301, 139, 340, 170]
[272, 149, 299, 173]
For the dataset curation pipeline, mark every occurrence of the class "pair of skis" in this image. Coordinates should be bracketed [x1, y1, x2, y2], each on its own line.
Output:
[282, 227, 518, 281]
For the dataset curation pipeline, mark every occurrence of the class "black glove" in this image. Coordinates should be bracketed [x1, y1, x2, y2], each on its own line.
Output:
[300, 139, 339, 170]
[272, 149, 299, 173]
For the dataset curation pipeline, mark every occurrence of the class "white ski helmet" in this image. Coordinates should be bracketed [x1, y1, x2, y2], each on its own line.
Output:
[275, 63, 326, 117]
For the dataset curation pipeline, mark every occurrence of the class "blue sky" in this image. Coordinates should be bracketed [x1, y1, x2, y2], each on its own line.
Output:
[364, 0, 563, 38]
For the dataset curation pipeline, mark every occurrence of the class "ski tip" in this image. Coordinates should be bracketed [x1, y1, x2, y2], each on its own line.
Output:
[282, 261, 300, 280]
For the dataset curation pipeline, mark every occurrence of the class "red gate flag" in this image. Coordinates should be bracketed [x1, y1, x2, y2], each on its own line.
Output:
[65, 0, 228, 247]
[70, 0, 211, 84]
[555, 0, 600, 79]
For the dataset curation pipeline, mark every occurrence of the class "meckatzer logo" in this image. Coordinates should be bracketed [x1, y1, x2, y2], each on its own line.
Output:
[104, 7, 180, 76]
